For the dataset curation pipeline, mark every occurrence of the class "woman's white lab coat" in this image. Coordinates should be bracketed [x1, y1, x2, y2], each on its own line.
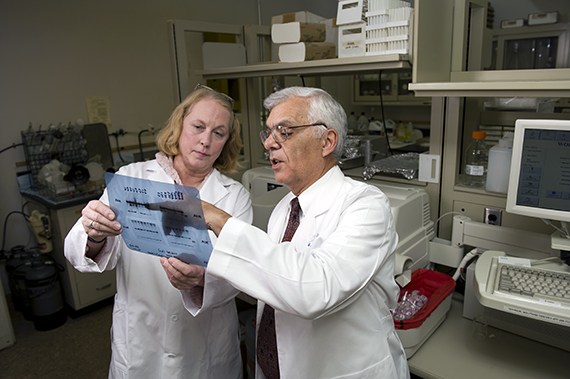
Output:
[205, 166, 409, 379]
[65, 160, 252, 379]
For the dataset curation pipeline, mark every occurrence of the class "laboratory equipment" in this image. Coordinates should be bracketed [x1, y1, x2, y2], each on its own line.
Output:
[241, 166, 435, 285]
[460, 119, 570, 352]
[394, 269, 456, 358]
[470, 250, 570, 352]
[29, 210, 53, 253]
[340, 135, 389, 169]
[25, 258, 67, 331]
[494, 259, 569, 306]
[506, 119, 570, 253]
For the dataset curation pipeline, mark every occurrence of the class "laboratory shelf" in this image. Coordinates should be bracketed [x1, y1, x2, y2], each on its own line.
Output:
[197, 54, 411, 79]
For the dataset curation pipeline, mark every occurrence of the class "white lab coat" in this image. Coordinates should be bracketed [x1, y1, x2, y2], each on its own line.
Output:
[205, 166, 409, 379]
[65, 159, 253, 379]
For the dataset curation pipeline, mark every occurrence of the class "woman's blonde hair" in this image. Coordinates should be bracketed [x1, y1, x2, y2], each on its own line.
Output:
[156, 87, 242, 173]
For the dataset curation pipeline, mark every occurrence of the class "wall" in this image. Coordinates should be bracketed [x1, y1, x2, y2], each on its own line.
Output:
[0, 0, 335, 257]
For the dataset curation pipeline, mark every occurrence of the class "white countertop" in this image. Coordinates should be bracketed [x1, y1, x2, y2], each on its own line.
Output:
[408, 296, 570, 379]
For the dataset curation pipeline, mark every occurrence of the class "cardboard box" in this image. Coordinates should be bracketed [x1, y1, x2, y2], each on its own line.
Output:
[501, 19, 525, 28]
[320, 18, 339, 47]
[271, 10, 324, 25]
[338, 22, 366, 58]
[528, 11, 558, 26]
[337, 0, 366, 26]
[278, 42, 336, 63]
[272, 22, 326, 44]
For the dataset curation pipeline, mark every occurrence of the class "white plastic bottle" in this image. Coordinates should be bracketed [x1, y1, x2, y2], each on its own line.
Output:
[486, 132, 514, 193]
[348, 111, 357, 132]
[357, 112, 369, 134]
[368, 117, 383, 135]
[463, 131, 488, 187]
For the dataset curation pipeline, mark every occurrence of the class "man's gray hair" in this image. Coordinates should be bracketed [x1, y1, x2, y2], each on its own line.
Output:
[264, 87, 347, 160]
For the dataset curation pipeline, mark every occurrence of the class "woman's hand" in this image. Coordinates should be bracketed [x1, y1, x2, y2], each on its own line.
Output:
[82, 200, 122, 241]
[160, 257, 205, 290]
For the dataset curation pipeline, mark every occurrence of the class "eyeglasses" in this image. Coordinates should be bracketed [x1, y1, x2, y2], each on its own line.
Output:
[194, 83, 235, 107]
[259, 123, 327, 144]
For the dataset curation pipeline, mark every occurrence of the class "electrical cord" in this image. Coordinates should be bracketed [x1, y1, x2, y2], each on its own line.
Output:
[541, 218, 570, 238]
[138, 129, 150, 162]
[1, 211, 31, 252]
[111, 132, 125, 162]
[452, 248, 482, 281]
[378, 70, 394, 156]
[0, 142, 24, 155]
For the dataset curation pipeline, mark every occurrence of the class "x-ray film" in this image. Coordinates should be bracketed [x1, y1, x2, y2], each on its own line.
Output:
[105, 172, 212, 266]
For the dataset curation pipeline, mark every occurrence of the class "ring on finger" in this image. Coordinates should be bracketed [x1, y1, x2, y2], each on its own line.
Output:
[89, 221, 94, 229]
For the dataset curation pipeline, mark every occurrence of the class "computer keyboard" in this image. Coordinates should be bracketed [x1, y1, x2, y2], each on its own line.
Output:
[495, 263, 570, 306]
[474, 250, 570, 327]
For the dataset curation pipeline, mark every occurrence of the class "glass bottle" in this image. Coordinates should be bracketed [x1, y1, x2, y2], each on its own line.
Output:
[463, 131, 488, 187]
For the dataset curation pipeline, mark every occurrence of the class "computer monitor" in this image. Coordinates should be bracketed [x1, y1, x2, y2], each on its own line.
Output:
[506, 119, 570, 255]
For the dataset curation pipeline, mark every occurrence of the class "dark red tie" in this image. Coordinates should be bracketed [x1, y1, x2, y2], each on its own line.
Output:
[257, 197, 301, 379]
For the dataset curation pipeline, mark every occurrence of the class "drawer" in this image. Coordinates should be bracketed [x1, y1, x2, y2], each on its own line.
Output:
[76, 272, 116, 307]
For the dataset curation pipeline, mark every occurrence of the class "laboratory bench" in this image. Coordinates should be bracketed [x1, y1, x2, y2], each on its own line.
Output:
[408, 294, 569, 379]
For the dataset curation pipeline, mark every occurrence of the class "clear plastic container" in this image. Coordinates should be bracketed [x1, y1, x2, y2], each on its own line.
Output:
[463, 131, 488, 187]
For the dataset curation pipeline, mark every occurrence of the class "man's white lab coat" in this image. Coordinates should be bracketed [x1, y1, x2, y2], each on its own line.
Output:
[65, 160, 252, 379]
[204, 166, 409, 379]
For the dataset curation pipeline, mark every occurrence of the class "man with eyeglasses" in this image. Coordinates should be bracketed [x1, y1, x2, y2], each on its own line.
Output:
[162, 86, 410, 379]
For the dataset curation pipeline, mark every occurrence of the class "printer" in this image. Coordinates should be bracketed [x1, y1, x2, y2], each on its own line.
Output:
[241, 167, 435, 285]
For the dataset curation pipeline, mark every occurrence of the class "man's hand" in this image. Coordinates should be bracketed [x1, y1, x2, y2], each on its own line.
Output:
[160, 257, 205, 290]
[201, 200, 231, 236]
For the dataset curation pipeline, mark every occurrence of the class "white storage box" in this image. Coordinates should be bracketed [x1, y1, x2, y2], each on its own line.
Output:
[338, 22, 366, 58]
[528, 11, 558, 26]
[337, 0, 366, 26]
[501, 19, 525, 28]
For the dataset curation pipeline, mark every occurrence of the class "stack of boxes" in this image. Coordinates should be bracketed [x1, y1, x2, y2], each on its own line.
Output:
[271, 11, 338, 63]
[337, 0, 414, 58]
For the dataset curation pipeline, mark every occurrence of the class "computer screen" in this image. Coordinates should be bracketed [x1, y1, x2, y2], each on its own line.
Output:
[506, 119, 570, 224]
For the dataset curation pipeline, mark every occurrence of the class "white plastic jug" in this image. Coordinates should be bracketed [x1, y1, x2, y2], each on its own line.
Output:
[486, 132, 514, 193]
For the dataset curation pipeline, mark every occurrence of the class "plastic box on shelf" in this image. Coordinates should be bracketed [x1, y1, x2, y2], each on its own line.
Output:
[364, 2, 413, 56]
[394, 269, 456, 358]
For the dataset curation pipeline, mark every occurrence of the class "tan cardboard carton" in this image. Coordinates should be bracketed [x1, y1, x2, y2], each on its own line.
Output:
[278, 42, 336, 62]
[272, 22, 326, 44]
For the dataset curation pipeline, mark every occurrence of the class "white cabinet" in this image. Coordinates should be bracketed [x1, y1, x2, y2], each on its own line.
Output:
[50, 204, 116, 311]
[410, 0, 570, 97]
[0, 278, 15, 350]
